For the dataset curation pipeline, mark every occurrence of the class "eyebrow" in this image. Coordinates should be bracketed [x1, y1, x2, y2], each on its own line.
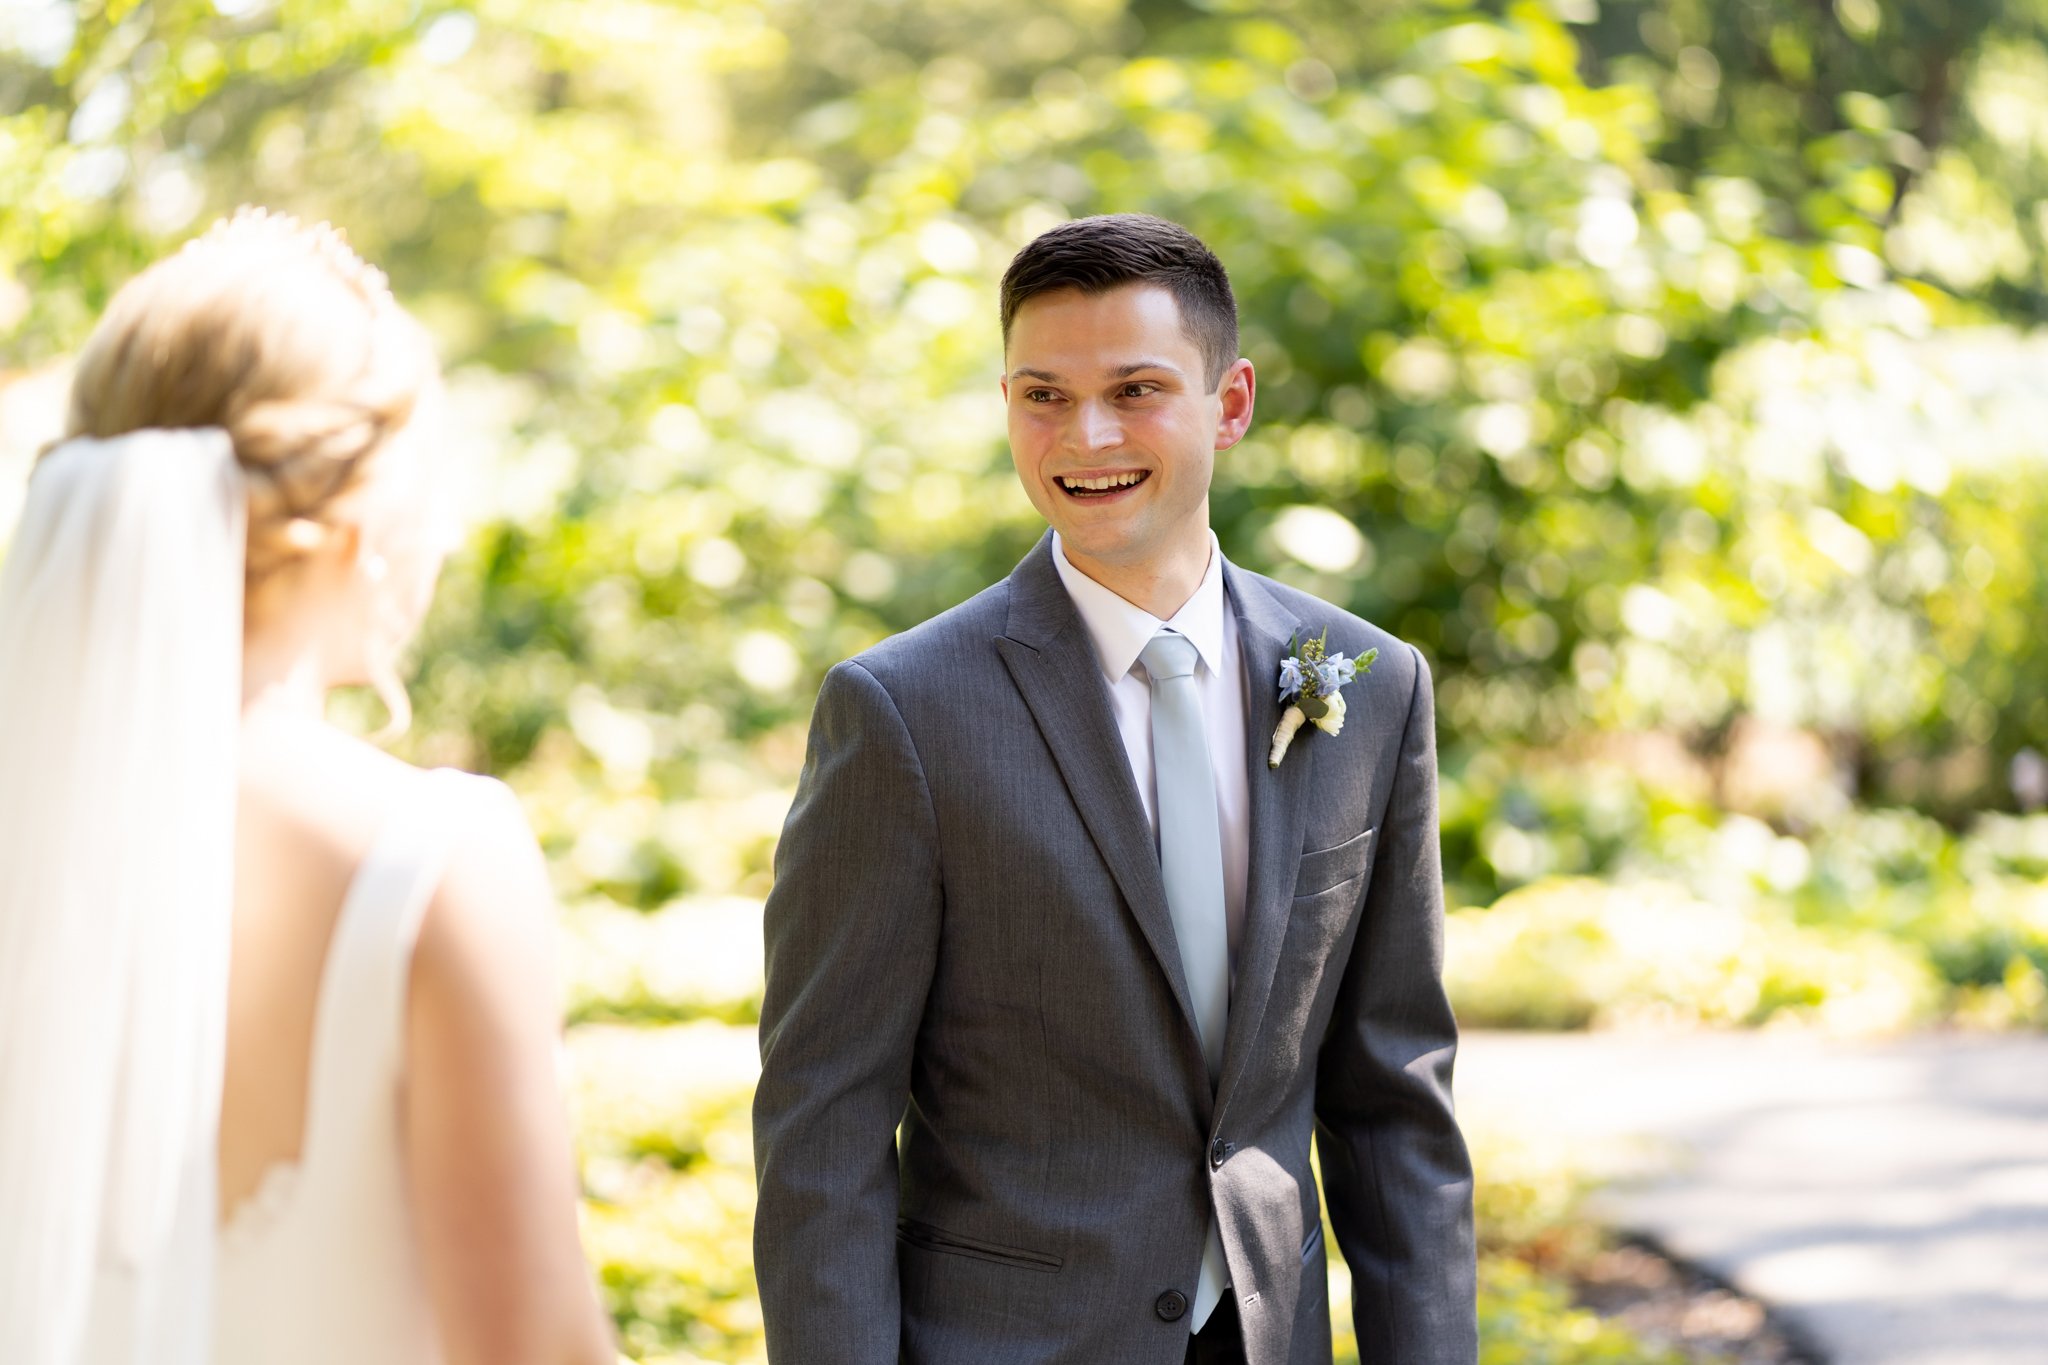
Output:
[1008, 360, 1189, 383]
[1111, 360, 1185, 380]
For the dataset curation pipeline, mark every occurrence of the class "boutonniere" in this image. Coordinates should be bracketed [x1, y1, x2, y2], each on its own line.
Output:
[1268, 629, 1376, 768]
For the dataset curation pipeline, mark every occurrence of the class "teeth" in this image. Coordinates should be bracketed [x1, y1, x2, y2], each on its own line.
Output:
[1062, 472, 1143, 491]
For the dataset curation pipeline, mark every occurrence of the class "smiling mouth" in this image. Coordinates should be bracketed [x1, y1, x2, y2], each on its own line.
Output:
[1057, 471, 1150, 499]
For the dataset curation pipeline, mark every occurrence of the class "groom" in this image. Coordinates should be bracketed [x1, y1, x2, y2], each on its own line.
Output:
[754, 214, 1476, 1364]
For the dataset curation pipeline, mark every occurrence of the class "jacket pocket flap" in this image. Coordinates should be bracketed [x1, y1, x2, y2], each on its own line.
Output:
[896, 1218, 1063, 1273]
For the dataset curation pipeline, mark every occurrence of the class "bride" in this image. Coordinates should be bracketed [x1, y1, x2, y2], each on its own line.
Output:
[0, 210, 617, 1365]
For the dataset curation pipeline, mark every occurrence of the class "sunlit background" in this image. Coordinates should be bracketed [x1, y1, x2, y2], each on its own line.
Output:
[6, 0, 2048, 1359]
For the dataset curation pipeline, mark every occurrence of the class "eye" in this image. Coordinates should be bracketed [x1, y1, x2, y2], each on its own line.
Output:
[1120, 382, 1159, 398]
[1024, 388, 1060, 403]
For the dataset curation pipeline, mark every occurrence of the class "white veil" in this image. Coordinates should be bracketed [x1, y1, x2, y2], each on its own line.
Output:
[0, 429, 246, 1365]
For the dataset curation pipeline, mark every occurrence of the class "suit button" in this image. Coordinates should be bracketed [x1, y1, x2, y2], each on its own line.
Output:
[1210, 1138, 1230, 1168]
[1155, 1290, 1188, 1322]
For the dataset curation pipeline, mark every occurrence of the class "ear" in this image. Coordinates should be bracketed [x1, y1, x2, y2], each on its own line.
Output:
[999, 371, 1011, 403]
[329, 518, 366, 577]
[1214, 358, 1256, 451]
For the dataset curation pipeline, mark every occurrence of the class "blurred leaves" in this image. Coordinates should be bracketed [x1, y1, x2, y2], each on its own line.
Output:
[10, 0, 2048, 843]
[1446, 877, 1941, 1033]
[566, 1013, 1697, 1363]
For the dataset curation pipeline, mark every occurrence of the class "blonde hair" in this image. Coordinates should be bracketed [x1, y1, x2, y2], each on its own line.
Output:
[61, 208, 441, 733]
[63, 207, 438, 590]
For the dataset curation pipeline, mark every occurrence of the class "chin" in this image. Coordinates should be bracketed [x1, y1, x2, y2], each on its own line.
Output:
[1052, 523, 1138, 562]
[1069, 541, 1170, 577]
[1058, 508, 1196, 566]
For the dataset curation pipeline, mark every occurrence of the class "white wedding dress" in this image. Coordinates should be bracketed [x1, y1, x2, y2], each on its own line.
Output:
[0, 432, 492, 1365]
[210, 769, 474, 1365]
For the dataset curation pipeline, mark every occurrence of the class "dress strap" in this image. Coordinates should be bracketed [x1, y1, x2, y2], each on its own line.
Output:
[297, 769, 465, 1174]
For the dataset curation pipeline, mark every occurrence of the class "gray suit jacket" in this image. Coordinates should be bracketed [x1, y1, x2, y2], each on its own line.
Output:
[754, 534, 1477, 1365]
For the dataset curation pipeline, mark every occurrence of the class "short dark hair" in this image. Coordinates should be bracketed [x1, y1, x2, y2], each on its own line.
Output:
[999, 214, 1239, 390]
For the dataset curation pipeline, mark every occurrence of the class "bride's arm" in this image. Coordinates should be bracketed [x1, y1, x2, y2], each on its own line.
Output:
[404, 780, 616, 1365]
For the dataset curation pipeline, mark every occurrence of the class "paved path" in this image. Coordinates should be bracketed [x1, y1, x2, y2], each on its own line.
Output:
[1457, 1030, 2048, 1365]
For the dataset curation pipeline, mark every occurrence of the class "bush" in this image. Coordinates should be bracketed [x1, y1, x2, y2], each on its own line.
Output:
[1446, 877, 1940, 1032]
[568, 1017, 1696, 1363]
[570, 1022, 768, 1362]
[1475, 1258, 1687, 1365]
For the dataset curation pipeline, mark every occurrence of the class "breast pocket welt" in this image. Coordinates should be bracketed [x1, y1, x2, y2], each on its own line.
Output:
[1292, 827, 1375, 901]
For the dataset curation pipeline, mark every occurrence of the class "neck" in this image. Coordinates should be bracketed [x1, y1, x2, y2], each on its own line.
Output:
[241, 628, 332, 720]
[1061, 527, 1214, 620]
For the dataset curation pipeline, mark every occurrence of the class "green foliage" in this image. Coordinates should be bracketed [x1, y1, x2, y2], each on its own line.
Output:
[1446, 875, 1940, 1031]
[561, 896, 766, 1024]
[1475, 1258, 1687, 1365]
[1437, 770, 2048, 1029]
[1573, 0, 2048, 307]
[570, 1022, 765, 1361]
[568, 1016, 1690, 1363]
[12, 0, 2048, 829]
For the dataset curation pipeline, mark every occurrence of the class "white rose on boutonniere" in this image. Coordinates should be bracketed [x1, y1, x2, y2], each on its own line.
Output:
[1269, 629, 1375, 768]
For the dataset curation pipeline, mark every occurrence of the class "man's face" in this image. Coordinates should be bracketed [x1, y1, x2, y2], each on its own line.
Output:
[1002, 283, 1253, 575]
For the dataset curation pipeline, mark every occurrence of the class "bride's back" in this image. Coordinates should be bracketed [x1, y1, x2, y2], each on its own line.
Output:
[221, 717, 414, 1218]
[215, 723, 467, 1365]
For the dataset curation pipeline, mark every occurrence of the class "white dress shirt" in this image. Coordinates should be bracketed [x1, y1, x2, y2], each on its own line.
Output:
[1051, 531, 1251, 976]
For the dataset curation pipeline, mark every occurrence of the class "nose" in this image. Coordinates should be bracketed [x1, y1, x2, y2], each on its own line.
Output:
[1075, 399, 1124, 453]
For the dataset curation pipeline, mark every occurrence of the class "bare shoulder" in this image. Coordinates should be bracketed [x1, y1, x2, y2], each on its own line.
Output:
[234, 716, 450, 915]
[235, 716, 551, 955]
[426, 771, 554, 939]
[410, 769, 558, 1024]
[237, 715, 437, 858]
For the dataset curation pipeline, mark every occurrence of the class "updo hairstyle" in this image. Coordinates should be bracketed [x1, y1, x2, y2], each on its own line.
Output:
[60, 207, 439, 609]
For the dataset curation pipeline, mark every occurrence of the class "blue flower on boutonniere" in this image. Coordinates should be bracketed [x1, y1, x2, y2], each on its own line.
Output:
[1268, 629, 1377, 768]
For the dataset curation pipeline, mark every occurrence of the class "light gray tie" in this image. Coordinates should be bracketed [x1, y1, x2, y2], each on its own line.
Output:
[1138, 629, 1230, 1331]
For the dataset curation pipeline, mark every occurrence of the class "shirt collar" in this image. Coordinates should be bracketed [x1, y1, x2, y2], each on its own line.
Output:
[1050, 530, 1230, 685]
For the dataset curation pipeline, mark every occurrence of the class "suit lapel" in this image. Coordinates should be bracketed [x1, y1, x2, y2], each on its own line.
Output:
[994, 535, 1204, 1047]
[1215, 563, 1314, 1118]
